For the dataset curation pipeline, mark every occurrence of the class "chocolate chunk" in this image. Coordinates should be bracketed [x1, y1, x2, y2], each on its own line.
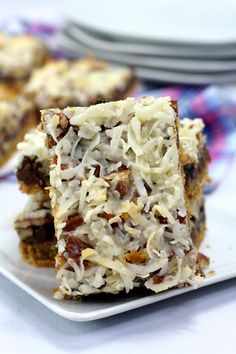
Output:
[16, 156, 49, 188]
[23, 222, 55, 245]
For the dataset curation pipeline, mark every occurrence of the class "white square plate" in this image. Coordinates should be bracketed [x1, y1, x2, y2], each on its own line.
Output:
[62, 0, 236, 44]
[0, 182, 235, 322]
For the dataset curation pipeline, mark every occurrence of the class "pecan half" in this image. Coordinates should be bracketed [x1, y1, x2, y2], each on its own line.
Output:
[66, 236, 88, 265]
[63, 214, 84, 232]
[103, 169, 131, 196]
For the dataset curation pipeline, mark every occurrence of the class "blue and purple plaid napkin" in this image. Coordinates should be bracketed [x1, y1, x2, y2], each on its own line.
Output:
[1, 19, 236, 192]
[141, 85, 236, 192]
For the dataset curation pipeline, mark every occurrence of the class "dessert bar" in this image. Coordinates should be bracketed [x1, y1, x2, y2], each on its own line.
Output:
[14, 193, 55, 267]
[25, 59, 135, 109]
[0, 33, 49, 83]
[41, 97, 202, 298]
[0, 97, 36, 167]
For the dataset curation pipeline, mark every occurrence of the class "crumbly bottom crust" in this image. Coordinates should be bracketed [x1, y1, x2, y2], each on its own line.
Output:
[18, 182, 48, 195]
[193, 228, 207, 249]
[19, 240, 56, 267]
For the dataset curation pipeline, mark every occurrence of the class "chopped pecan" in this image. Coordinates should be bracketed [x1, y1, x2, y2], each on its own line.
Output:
[84, 260, 93, 270]
[98, 212, 114, 221]
[197, 252, 210, 269]
[52, 155, 58, 165]
[99, 212, 129, 223]
[63, 214, 84, 232]
[170, 100, 178, 114]
[125, 250, 148, 264]
[118, 165, 127, 172]
[116, 180, 129, 195]
[46, 135, 56, 149]
[103, 169, 131, 196]
[61, 163, 69, 170]
[66, 236, 88, 265]
[94, 165, 100, 177]
[156, 215, 168, 224]
[58, 113, 69, 129]
[153, 275, 164, 284]
[177, 214, 186, 224]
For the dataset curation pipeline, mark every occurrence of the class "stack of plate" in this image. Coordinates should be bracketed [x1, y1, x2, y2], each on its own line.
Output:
[59, 0, 236, 84]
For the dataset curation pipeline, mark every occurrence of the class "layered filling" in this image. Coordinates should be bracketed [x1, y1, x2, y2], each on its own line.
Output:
[16, 130, 50, 193]
[14, 190, 207, 269]
[41, 97, 202, 298]
[16, 118, 209, 198]
[25, 59, 135, 109]
[180, 118, 210, 195]
[14, 193, 56, 267]
[15, 104, 209, 279]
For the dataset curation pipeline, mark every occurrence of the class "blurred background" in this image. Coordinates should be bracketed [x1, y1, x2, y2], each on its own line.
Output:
[0, 0, 236, 188]
[1, 0, 236, 84]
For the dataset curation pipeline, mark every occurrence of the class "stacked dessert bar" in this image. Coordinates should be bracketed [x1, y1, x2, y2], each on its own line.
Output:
[180, 118, 210, 247]
[0, 34, 49, 167]
[0, 33, 49, 86]
[25, 59, 135, 109]
[0, 96, 37, 167]
[15, 97, 209, 298]
[0, 53, 135, 168]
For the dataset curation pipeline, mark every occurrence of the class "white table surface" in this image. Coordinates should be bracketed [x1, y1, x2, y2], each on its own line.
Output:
[0, 2, 236, 353]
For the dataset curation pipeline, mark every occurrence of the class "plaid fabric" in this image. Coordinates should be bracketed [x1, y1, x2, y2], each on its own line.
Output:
[141, 86, 236, 192]
[1, 19, 236, 192]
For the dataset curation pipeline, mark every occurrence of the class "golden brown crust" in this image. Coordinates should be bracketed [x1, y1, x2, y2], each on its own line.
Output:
[185, 165, 210, 200]
[180, 128, 209, 249]
[17, 182, 48, 195]
[19, 240, 56, 268]
[194, 228, 207, 249]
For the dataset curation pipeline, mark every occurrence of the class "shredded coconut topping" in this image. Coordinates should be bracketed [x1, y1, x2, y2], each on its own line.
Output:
[40, 96, 202, 297]
[16, 193, 52, 221]
[17, 128, 49, 162]
[179, 118, 205, 163]
[25, 59, 134, 109]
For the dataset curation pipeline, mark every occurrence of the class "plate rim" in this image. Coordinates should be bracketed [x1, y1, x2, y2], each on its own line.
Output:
[1, 255, 236, 322]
